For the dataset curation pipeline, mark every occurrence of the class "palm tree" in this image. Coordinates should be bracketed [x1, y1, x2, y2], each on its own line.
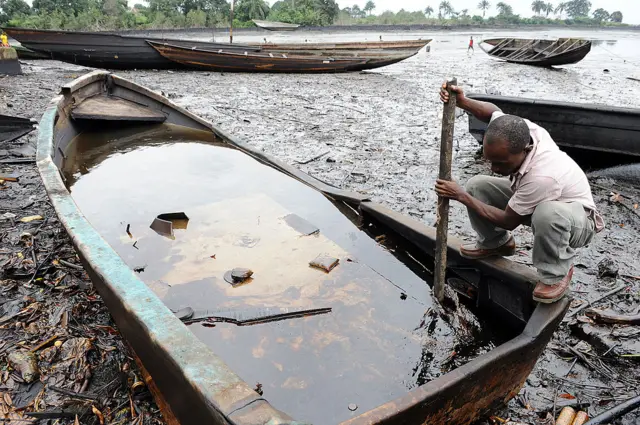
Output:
[554, 1, 566, 17]
[363, 0, 375, 15]
[460, 8, 469, 17]
[477, 0, 490, 17]
[439, 0, 452, 18]
[544, 2, 554, 16]
[424, 5, 434, 17]
[496, 1, 512, 15]
[531, 0, 545, 15]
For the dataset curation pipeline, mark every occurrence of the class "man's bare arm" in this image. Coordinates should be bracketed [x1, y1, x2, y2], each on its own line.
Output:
[439, 82, 502, 123]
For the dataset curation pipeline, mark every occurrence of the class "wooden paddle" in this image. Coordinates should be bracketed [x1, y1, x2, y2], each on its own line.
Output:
[434, 78, 457, 303]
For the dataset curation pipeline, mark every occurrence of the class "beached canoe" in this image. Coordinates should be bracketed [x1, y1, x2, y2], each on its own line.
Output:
[257, 38, 431, 52]
[3, 27, 260, 69]
[38, 70, 568, 425]
[466, 94, 640, 158]
[0, 113, 35, 143]
[252, 19, 300, 31]
[148, 41, 370, 73]
[480, 38, 591, 67]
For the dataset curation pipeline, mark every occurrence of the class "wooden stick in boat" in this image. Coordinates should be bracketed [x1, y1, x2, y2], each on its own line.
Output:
[229, 0, 235, 44]
[434, 78, 457, 303]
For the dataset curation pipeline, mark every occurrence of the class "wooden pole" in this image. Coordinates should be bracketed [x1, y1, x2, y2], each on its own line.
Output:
[229, 0, 234, 44]
[434, 78, 457, 303]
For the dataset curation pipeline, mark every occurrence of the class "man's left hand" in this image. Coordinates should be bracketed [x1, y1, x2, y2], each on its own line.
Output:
[435, 179, 467, 202]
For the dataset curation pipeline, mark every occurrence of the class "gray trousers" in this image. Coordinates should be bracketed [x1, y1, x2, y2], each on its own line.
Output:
[465, 175, 596, 284]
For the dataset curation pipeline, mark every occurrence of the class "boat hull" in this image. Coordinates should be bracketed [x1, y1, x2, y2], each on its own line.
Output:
[0, 113, 35, 143]
[149, 41, 370, 73]
[258, 39, 431, 52]
[481, 38, 591, 67]
[3, 27, 259, 69]
[466, 94, 640, 157]
[38, 71, 569, 425]
[252, 19, 300, 31]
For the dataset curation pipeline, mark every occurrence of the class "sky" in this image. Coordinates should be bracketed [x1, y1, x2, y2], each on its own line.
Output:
[335, 0, 640, 24]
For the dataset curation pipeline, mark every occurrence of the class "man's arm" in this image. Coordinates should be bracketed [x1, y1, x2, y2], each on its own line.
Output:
[439, 82, 501, 123]
[435, 179, 527, 231]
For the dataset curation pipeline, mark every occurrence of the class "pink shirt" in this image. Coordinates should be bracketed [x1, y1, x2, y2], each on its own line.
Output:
[490, 111, 605, 232]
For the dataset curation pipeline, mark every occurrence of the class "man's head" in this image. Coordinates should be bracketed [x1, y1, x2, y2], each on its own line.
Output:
[483, 114, 532, 176]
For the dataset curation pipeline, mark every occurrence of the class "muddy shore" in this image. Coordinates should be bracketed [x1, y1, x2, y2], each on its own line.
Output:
[2, 28, 640, 424]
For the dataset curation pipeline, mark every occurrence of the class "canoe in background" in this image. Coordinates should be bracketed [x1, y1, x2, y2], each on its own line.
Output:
[480, 38, 591, 67]
[148, 41, 370, 73]
[38, 70, 568, 425]
[252, 19, 300, 31]
[0, 114, 35, 143]
[3, 27, 260, 69]
[466, 93, 640, 158]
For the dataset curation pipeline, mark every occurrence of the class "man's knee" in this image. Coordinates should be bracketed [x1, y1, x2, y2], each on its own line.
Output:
[465, 175, 494, 196]
[532, 201, 569, 232]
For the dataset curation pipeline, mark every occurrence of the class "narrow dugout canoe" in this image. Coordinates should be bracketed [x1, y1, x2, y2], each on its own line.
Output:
[252, 19, 300, 31]
[256, 38, 431, 52]
[38, 70, 569, 425]
[3, 27, 260, 69]
[480, 38, 591, 67]
[466, 94, 640, 158]
[148, 41, 370, 73]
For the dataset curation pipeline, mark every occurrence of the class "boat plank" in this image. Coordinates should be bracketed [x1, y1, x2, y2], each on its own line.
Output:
[71, 96, 167, 122]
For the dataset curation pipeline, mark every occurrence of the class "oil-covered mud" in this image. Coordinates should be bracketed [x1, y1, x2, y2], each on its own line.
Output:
[2, 27, 640, 424]
[62, 125, 494, 424]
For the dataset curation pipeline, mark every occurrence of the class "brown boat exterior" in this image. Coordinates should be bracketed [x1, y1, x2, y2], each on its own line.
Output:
[38, 70, 569, 425]
[148, 41, 370, 73]
[480, 38, 591, 67]
[257, 38, 431, 52]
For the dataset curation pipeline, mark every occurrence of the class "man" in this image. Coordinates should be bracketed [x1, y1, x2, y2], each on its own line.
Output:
[468, 36, 474, 53]
[435, 82, 604, 303]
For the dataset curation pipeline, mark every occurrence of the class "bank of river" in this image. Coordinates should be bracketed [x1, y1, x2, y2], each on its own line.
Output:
[2, 27, 640, 424]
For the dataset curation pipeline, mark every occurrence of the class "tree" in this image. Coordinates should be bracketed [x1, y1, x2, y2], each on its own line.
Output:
[531, 0, 545, 15]
[424, 5, 433, 17]
[363, 0, 374, 15]
[592, 7, 608, 22]
[235, 0, 269, 20]
[0, 0, 30, 21]
[496, 1, 512, 16]
[460, 8, 468, 17]
[350, 4, 363, 18]
[438, 0, 452, 18]
[544, 2, 553, 16]
[565, 0, 590, 18]
[554, 1, 565, 17]
[477, 0, 489, 17]
[610, 10, 622, 22]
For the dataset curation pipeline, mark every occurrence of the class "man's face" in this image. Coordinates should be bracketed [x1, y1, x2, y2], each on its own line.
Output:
[483, 136, 527, 176]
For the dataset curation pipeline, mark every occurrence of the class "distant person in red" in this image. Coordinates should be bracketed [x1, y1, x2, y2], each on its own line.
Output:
[468, 36, 474, 53]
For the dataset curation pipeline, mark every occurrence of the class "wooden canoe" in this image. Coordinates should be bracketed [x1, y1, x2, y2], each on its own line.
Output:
[480, 38, 591, 67]
[252, 19, 300, 31]
[37, 70, 568, 424]
[148, 41, 370, 73]
[466, 94, 640, 158]
[3, 27, 260, 70]
[257, 39, 431, 52]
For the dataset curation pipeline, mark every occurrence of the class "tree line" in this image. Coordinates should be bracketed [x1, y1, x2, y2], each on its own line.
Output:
[0, 0, 626, 31]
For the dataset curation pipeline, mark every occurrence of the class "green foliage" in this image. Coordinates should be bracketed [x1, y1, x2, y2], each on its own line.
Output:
[477, 0, 490, 17]
[564, 0, 590, 18]
[235, 0, 269, 21]
[610, 10, 622, 23]
[424, 5, 433, 16]
[531, 0, 545, 15]
[496, 1, 513, 16]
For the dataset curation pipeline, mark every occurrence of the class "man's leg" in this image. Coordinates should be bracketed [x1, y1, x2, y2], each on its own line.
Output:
[464, 175, 514, 248]
[531, 201, 596, 303]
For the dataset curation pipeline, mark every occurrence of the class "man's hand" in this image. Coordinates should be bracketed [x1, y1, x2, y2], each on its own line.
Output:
[439, 81, 465, 104]
[435, 179, 468, 202]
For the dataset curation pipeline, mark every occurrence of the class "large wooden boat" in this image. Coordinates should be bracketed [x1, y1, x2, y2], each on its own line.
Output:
[3, 27, 260, 69]
[257, 38, 431, 52]
[38, 70, 568, 425]
[148, 41, 370, 73]
[252, 19, 300, 31]
[480, 38, 591, 67]
[466, 94, 640, 158]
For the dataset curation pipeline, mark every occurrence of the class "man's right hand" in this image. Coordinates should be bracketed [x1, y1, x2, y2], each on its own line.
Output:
[439, 81, 465, 104]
